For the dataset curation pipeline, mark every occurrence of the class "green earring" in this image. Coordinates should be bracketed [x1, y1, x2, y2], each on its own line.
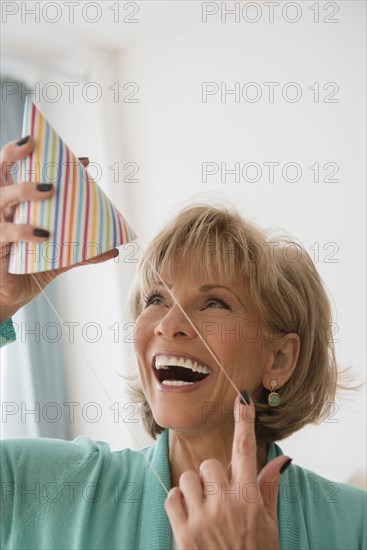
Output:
[268, 379, 281, 407]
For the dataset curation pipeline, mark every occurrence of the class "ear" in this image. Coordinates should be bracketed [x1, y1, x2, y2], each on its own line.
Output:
[262, 333, 300, 390]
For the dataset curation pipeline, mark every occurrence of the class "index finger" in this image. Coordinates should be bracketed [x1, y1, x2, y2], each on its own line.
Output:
[230, 391, 257, 484]
[0, 136, 34, 187]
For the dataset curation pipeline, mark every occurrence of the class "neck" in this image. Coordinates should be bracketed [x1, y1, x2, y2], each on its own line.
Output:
[168, 426, 268, 487]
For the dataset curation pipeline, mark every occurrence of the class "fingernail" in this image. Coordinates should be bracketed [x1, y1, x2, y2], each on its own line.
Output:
[17, 135, 30, 146]
[37, 183, 53, 192]
[240, 390, 251, 406]
[280, 458, 293, 474]
[33, 228, 50, 238]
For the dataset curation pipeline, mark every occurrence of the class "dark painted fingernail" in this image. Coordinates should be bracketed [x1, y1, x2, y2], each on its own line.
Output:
[240, 390, 251, 406]
[37, 183, 53, 192]
[17, 135, 30, 146]
[280, 458, 293, 474]
[33, 228, 50, 238]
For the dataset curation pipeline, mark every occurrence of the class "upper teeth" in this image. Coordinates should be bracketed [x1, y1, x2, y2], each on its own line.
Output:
[155, 355, 211, 374]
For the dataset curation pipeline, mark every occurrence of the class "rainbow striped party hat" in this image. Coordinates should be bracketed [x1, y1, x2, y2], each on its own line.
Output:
[8, 97, 137, 274]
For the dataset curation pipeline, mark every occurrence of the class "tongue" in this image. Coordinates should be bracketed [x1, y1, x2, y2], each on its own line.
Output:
[158, 366, 208, 383]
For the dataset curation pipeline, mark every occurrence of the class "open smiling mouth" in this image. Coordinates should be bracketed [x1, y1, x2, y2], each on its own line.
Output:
[153, 355, 212, 386]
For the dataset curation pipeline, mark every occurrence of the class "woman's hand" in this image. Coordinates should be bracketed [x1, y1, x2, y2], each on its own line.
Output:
[0, 136, 118, 323]
[165, 394, 291, 550]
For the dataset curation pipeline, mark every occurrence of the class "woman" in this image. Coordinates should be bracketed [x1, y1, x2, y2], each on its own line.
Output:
[0, 138, 366, 549]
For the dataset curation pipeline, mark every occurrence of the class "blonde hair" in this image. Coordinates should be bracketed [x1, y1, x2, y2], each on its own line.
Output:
[127, 203, 346, 443]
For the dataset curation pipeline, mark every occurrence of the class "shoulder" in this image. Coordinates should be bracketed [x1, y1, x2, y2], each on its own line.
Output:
[270, 443, 366, 549]
[292, 465, 367, 550]
[289, 461, 366, 511]
[1, 435, 110, 468]
[270, 442, 366, 513]
[0, 436, 151, 485]
[0, 436, 159, 549]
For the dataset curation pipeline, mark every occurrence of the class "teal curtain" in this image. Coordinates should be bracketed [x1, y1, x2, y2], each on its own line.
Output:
[1, 77, 70, 439]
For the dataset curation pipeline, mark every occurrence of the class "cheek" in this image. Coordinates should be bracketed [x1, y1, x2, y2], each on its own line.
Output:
[205, 320, 262, 354]
[242, 322, 263, 344]
[205, 324, 265, 377]
[132, 319, 152, 390]
[133, 315, 151, 358]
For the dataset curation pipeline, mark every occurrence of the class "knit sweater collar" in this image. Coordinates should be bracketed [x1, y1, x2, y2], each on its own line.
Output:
[137, 429, 298, 550]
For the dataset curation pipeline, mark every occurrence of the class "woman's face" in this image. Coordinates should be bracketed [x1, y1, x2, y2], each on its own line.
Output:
[134, 258, 272, 435]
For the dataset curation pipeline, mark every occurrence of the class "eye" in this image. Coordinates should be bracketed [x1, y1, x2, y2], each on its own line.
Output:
[143, 291, 165, 307]
[206, 296, 232, 309]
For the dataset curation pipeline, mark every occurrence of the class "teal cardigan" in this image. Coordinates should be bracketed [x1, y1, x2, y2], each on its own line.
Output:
[1, 319, 366, 549]
[1, 430, 366, 549]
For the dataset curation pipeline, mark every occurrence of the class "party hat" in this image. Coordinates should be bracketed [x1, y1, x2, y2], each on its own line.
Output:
[8, 97, 137, 274]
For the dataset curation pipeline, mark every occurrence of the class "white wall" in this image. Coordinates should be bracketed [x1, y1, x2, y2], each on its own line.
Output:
[1, 2, 365, 486]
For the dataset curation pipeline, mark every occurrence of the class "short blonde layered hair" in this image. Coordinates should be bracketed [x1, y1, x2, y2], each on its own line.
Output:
[127, 204, 341, 443]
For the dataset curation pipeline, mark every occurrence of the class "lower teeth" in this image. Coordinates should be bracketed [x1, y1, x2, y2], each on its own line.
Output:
[162, 380, 194, 386]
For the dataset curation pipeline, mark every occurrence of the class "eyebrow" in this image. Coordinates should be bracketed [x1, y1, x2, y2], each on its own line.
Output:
[153, 282, 248, 311]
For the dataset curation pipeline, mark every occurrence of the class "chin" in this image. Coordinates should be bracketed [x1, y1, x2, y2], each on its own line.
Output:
[151, 409, 200, 431]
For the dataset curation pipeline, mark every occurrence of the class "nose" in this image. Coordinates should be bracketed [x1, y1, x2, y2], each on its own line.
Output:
[154, 303, 198, 340]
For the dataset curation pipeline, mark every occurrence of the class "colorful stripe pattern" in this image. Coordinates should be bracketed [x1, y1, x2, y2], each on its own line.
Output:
[9, 98, 137, 274]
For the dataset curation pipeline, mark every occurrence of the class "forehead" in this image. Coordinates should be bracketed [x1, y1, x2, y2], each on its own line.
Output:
[151, 252, 242, 289]
[139, 233, 251, 300]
